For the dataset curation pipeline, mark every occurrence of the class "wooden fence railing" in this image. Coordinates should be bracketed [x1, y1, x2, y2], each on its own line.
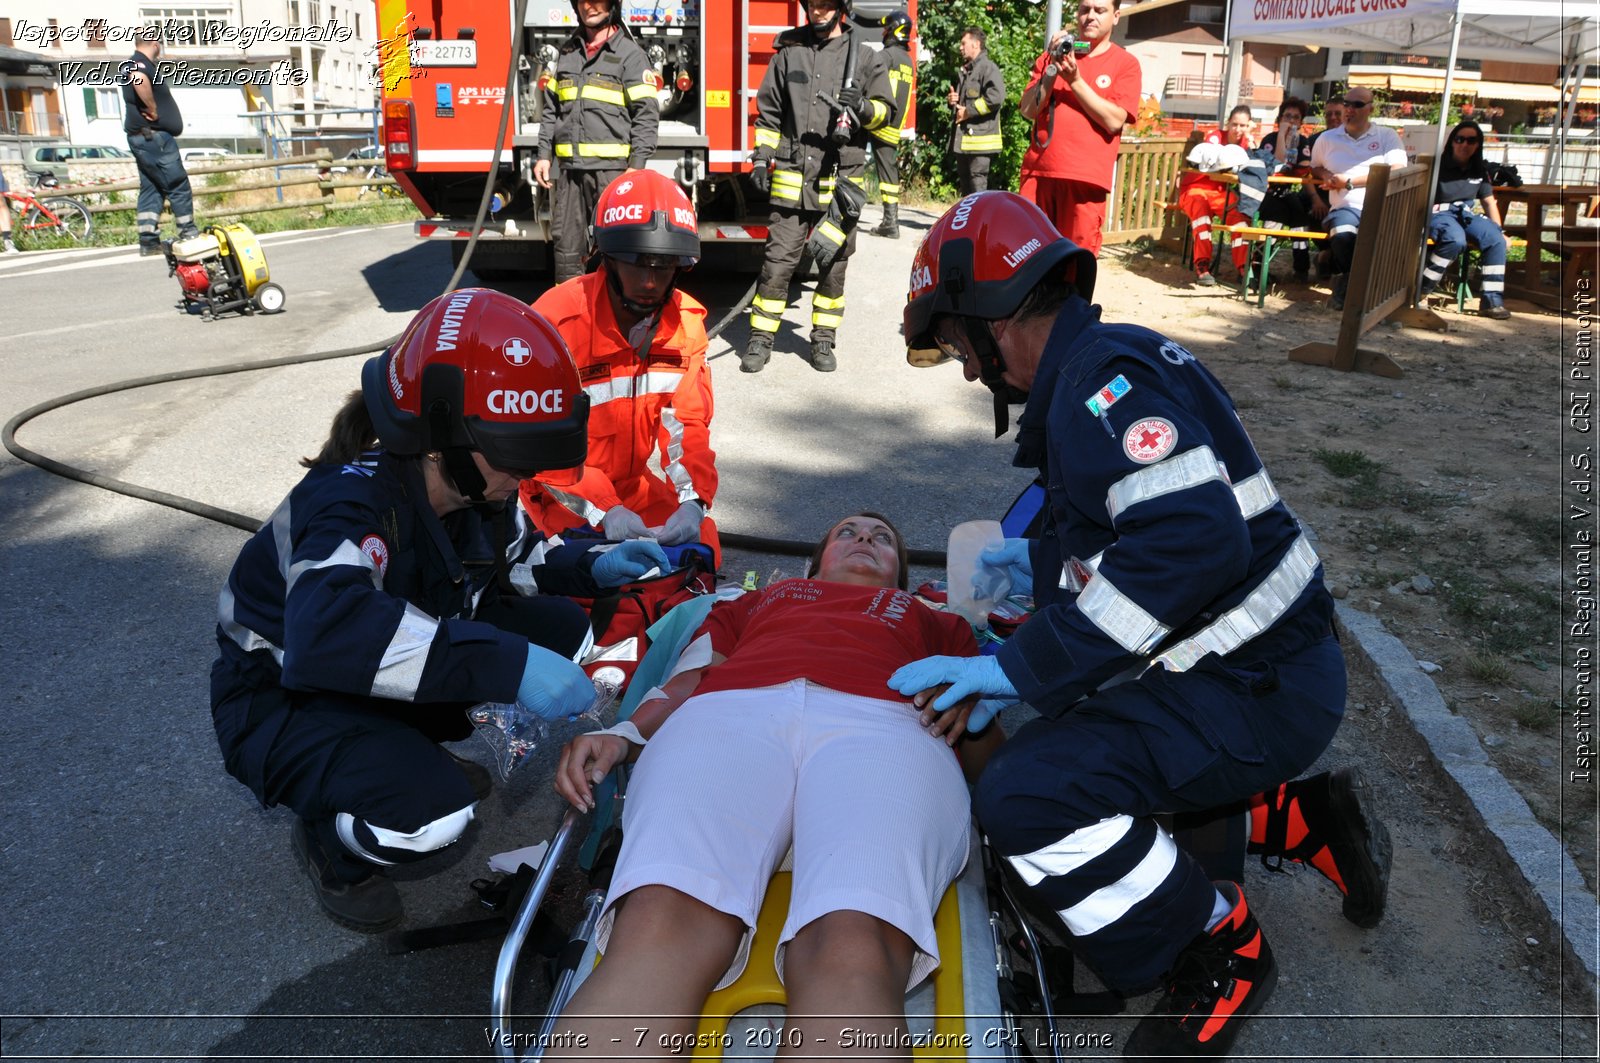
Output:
[1102, 136, 1189, 246]
[43, 149, 402, 226]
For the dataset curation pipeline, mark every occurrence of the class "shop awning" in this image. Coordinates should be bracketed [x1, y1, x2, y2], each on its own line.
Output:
[1473, 79, 1600, 104]
[1348, 71, 1468, 93]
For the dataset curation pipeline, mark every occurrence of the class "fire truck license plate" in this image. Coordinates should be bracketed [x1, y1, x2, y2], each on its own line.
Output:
[414, 40, 478, 66]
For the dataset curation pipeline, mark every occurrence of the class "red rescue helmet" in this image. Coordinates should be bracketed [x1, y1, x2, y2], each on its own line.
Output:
[903, 191, 1096, 365]
[362, 289, 590, 487]
[591, 169, 700, 267]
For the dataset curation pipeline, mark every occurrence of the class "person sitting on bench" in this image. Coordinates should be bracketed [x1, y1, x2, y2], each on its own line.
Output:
[1309, 86, 1408, 310]
[1418, 119, 1512, 320]
[1177, 105, 1256, 288]
[548, 511, 993, 1059]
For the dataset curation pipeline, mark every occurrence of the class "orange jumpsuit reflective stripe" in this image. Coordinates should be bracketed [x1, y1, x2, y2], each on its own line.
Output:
[520, 269, 720, 558]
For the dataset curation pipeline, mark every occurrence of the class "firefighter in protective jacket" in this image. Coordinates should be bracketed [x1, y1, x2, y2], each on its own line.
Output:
[869, 10, 915, 239]
[948, 27, 1005, 195]
[741, 0, 899, 375]
[534, 0, 661, 283]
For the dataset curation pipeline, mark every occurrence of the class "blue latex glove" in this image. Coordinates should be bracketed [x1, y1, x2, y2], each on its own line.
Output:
[517, 643, 595, 721]
[889, 655, 1018, 713]
[591, 539, 672, 588]
[979, 538, 1034, 593]
[967, 699, 1009, 734]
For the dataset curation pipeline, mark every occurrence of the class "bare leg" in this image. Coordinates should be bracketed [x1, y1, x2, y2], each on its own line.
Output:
[546, 885, 745, 1059]
[779, 910, 917, 1061]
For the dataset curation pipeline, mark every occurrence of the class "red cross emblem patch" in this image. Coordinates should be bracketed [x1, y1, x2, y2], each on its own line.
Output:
[359, 534, 390, 579]
[1123, 418, 1177, 464]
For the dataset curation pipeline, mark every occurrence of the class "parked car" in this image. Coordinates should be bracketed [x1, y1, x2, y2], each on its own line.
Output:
[180, 147, 232, 164]
[26, 143, 132, 177]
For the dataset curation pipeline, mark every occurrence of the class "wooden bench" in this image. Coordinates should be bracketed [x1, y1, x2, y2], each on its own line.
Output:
[1229, 223, 1329, 306]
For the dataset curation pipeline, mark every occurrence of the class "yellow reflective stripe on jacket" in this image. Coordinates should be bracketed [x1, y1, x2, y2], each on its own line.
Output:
[555, 142, 631, 158]
[557, 86, 579, 102]
[626, 82, 656, 101]
[579, 84, 626, 106]
[769, 168, 803, 203]
[959, 133, 1003, 153]
[871, 125, 901, 146]
[972, 98, 991, 116]
[863, 99, 889, 130]
[755, 127, 781, 150]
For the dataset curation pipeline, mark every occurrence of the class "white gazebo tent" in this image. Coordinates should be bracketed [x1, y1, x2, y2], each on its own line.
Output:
[1223, 0, 1600, 183]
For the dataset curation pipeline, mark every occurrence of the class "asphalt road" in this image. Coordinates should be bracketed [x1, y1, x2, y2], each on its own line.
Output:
[0, 221, 1591, 1061]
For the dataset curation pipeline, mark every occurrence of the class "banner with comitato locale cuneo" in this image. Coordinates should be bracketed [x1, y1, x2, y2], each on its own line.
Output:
[1228, 0, 1457, 40]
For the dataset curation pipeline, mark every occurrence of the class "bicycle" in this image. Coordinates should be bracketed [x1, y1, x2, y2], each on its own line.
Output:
[355, 161, 405, 200]
[3, 170, 94, 248]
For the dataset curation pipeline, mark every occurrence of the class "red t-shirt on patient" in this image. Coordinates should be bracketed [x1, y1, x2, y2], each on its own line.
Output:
[692, 579, 977, 701]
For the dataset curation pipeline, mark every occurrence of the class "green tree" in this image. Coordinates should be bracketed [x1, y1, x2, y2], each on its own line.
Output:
[905, 0, 1048, 202]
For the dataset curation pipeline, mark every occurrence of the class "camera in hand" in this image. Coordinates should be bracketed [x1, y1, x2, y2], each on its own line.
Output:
[1049, 32, 1092, 60]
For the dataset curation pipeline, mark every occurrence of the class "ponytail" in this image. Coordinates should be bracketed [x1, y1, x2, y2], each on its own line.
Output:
[301, 390, 380, 467]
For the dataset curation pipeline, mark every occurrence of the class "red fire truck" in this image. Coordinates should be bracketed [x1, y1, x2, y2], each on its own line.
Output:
[374, 0, 914, 277]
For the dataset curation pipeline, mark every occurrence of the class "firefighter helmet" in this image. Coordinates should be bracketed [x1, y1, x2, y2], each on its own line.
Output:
[803, 0, 852, 32]
[592, 169, 700, 268]
[569, 0, 622, 30]
[903, 191, 1096, 360]
[362, 289, 590, 485]
[881, 9, 912, 45]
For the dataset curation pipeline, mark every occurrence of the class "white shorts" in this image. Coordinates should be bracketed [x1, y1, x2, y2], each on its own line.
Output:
[595, 679, 971, 991]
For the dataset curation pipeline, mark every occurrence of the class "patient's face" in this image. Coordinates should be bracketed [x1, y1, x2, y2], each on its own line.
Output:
[816, 515, 901, 587]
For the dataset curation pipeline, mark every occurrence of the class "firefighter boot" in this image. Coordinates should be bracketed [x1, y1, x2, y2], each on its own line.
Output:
[873, 203, 900, 239]
[291, 819, 403, 933]
[1247, 767, 1391, 928]
[1122, 882, 1277, 1060]
[741, 333, 773, 374]
[809, 337, 836, 372]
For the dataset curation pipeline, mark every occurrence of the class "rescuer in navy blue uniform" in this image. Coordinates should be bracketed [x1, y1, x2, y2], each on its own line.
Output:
[211, 289, 669, 932]
[890, 192, 1391, 1061]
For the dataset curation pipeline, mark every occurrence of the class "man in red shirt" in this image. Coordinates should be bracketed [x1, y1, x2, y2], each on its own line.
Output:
[1016, 0, 1141, 256]
[520, 170, 720, 562]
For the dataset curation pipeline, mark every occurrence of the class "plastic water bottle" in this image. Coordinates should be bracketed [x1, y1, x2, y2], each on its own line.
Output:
[946, 520, 1009, 629]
